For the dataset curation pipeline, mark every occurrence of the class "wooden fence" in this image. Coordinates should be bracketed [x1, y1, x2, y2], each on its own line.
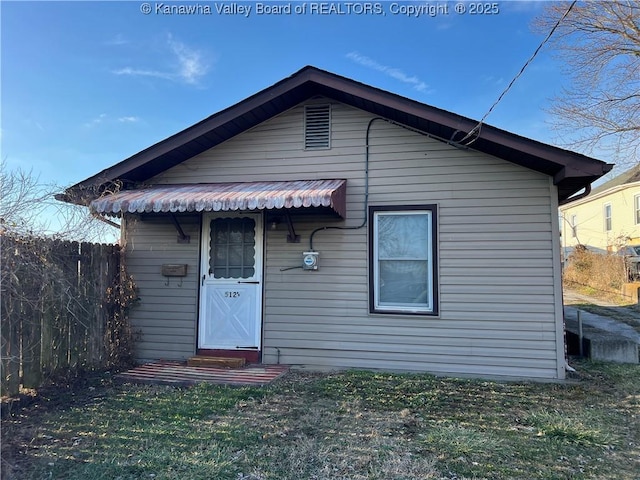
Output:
[1, 235, 126, 397]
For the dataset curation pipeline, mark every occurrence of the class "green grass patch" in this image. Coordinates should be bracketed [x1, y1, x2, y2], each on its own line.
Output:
[3, 360, 639, 480]
[526, 410, 610, 446]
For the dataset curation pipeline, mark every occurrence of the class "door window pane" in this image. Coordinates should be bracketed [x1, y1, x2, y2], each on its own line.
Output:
[210, 217, 256, 278]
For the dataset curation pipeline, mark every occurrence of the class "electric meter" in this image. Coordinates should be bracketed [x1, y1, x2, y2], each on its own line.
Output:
[302, 251, 319, 270]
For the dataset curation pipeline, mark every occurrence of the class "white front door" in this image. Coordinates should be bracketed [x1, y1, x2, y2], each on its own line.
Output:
[198, 212, 263, 351]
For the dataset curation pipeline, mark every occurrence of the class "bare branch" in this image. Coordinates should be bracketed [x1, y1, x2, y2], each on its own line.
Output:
[533, 1, 640, 165]
[0, 161, 118, 242]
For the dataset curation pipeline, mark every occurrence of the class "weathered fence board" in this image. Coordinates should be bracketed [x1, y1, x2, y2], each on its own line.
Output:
[1, 235, 124, 397]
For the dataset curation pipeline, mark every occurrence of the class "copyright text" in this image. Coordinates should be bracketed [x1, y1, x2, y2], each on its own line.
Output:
[139, 2, 501, 17]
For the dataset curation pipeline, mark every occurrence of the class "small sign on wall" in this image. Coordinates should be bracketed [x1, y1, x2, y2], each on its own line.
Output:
[161, 264, 188, 277]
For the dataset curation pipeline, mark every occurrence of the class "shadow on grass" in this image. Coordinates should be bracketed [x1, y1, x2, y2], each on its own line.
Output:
[2, 361, 639, 480]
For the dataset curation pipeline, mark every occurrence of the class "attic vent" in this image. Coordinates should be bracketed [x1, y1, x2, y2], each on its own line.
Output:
[304, 104, 331, 150]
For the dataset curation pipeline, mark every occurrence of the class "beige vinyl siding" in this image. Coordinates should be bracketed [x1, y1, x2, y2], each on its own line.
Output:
[124, 215, 200, 362]
[142, 99, 562, 379]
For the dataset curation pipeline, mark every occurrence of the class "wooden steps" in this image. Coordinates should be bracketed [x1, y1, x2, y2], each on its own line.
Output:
[187, 356, 246, 368]
[116, 362, 289, 386]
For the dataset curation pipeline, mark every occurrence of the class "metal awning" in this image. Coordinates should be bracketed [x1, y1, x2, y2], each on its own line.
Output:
[90, 179, 347, 218]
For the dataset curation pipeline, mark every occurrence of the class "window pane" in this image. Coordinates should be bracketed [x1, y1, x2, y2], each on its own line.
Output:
[228, 267, 242, 278]
[379, 260, 429, 306]
[210, 217, 256, 279]
[228, 244, 243, 266]
[244, 245, 256, 265]
[378, 214, 429, 259]
[213, 267, 227, 278]
[242, 267, 255, 278]
[372, 208, 434, 314]
[229, 226, 244, 244]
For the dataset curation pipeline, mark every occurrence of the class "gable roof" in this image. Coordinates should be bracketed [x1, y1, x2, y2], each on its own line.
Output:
[589, 163, 640, 197]
[558, 163, 640, 210]
[59, 65, 612, 205]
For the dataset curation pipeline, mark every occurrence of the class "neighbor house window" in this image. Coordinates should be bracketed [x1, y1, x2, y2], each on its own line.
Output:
[369, 205, 438, 315]
[570, 214, 578, 238]
[635, 195, 640, 225]
[604, 203, 612, 231]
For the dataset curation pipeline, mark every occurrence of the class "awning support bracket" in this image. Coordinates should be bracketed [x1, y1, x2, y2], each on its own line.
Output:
[284, 212, 300, 243]
[170, 214, 191, 243]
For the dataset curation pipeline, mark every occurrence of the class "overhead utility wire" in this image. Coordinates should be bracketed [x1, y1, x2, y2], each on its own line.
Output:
[457, 0, 578, 146]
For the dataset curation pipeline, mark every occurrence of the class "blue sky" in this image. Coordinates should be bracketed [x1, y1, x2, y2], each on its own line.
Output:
[2, 0, 586, 191]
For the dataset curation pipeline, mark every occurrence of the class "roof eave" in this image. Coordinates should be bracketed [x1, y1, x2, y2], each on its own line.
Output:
[60, 66, 612, 205]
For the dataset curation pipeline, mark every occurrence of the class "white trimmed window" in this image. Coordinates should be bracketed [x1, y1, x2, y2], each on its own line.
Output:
[635, 195, 640, 225]
[369, 206, 438, 315]
[604, 203, 612, 231]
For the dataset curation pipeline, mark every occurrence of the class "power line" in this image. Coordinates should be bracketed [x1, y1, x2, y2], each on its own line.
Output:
[457, 0, 578, 146]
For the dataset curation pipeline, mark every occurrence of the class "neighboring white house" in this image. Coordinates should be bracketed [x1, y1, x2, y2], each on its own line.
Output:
[58, 66, 611, 380]
[560, 164, 640, 254]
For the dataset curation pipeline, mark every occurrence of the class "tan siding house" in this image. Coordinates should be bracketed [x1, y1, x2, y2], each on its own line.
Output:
[59, 67, 611, 380]
[559, 165, 640, 253]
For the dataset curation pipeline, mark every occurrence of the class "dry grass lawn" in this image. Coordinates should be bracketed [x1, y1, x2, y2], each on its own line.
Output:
[2, 360, 639, 479]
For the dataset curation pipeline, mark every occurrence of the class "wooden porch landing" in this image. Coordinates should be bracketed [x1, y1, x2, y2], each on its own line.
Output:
[115, 361, 289, 387]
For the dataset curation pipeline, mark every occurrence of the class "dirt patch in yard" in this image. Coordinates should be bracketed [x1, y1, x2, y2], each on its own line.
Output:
[1, 372, 116, 479]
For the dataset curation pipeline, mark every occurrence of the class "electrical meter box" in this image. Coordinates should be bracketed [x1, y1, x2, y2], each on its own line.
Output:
[302, 251, 319, 270]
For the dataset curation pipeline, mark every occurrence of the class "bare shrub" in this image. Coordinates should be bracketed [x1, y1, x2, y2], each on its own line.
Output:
[563, 247, 627, 296]
[0, 162, 117, 242]
[1, 164, 136, 396]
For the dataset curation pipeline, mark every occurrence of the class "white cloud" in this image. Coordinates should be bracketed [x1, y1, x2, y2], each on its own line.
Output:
[346, 52, 431, 93]
[112, 67, 174, 81]
[118, 116, 140, 123]
[481, 75, 505, 87]
[112, 35, 209, 85]
[105, 33, 128, 46]
[83, 114, 141, 128]
[84, 113, 107, 128]
[167, 34, 208, 85]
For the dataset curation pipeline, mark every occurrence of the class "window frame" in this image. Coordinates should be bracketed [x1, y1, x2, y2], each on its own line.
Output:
[368, 205, 438, 316]
[570, 214, 578, 238]
[635, 195, 640, 225]
[604, 203, 612, 232]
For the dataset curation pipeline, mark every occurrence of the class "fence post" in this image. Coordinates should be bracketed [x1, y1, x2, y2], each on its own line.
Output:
[77, 242, 91, 369]
[21, 237, 42, 389]
[1, 237, 21, 396]
[68, 241, 81, 370]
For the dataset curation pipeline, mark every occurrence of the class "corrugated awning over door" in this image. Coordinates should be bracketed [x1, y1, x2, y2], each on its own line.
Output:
[90, 179, 347, 218]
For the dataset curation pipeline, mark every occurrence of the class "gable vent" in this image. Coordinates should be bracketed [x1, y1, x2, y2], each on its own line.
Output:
[304, 104, 331, 150]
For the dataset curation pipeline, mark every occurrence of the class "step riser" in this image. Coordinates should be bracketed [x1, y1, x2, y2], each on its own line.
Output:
[187, 356, 246, 368]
